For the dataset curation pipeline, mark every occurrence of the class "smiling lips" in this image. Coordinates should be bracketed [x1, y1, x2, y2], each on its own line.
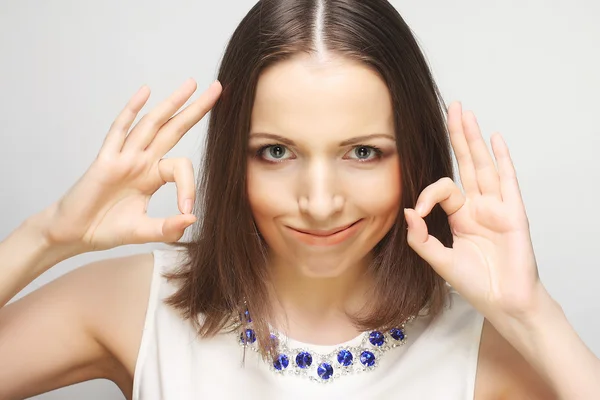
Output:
[287, 220, 363, 246]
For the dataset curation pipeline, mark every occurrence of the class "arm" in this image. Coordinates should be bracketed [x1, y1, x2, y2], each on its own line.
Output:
[493, 288, 600, 399]
[0, 204, 80, 308]
[404, 102, 598, 399]
[0, 209, 153, 400]
[0, 208, 118, 398]
[0, 79, 218, 398]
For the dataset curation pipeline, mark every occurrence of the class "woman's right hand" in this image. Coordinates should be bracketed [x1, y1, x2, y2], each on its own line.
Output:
[42, 78, 222, 252]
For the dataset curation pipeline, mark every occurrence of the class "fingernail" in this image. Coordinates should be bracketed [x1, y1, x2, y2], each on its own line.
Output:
[184, 199, 193, 214]
[415, 203, 425, 215]
[404, 208, 413, 229]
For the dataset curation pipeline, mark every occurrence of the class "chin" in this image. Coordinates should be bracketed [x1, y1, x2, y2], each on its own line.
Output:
[299, 264, 349, 279]
[294, 253, 367, 279]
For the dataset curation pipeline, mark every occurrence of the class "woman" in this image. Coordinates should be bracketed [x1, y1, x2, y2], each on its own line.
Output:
[0, 0, 597, 399]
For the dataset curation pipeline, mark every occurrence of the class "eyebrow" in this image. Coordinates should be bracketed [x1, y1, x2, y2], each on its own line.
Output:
[248, 132, 396, 146]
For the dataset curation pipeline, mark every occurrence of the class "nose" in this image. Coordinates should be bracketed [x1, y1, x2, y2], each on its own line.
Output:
[298, 158, 344, 221]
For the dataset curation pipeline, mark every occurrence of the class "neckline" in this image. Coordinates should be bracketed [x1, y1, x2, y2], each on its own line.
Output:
[278, 329, 367, 354]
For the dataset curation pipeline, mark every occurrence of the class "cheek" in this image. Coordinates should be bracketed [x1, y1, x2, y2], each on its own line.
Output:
[247, 163, 298, 252]
[345, 158, 402, 217]
[246, 162, 291, 223]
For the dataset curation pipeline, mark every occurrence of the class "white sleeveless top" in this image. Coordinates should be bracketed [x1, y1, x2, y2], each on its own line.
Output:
[132, 248, 485, 400]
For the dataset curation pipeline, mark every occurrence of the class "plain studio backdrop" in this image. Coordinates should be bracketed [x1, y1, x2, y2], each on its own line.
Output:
[0, 0, 598, 398]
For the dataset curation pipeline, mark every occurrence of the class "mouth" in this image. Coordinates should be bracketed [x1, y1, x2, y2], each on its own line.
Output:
[290, 220, 361, 236]
[286, 219, 364, 246]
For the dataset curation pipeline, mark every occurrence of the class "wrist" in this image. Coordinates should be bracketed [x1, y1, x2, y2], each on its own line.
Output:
[488, 286, 561, 356]
[492, 287, 600, 399]
[0, 207, 87, 307]
[516, 285, 562, 331]
[25, 205, 86, 265]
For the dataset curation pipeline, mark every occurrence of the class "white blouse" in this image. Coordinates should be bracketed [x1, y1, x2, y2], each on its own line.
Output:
[132, 248, 484, 399]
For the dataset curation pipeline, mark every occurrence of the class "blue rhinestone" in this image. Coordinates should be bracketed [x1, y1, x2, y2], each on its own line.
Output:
[243, 309, 252, 323]
[337, 349, 353, 366]
[390, 328, 405, 341]
[360, 351, 376, 367]
[295, 352, 313, 369]
[369, 331, 385, 346]
[269, 334, 279, 346]
[240, 329, 256, 344]
[317, 363, 334, 380]
[273, 354, 289, 370]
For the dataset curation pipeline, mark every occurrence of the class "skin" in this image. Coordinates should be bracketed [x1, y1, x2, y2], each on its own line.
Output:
[0, 56, 566, 398]
[247, 53, 401, 344]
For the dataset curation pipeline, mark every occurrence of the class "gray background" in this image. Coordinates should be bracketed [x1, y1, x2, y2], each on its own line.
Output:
[1, 0, 598, 398]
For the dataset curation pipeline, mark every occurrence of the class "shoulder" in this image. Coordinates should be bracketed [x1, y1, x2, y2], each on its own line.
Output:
[81, 252, 157, 388]
[57, 251, 157, 396]
[0, 250, 157, 399]
[475, 318, 558, 399]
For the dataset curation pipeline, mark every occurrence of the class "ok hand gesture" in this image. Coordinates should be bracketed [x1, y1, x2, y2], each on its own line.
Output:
[405, 102, 543, 321]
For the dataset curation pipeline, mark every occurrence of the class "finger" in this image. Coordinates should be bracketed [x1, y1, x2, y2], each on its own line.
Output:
[404, 208, 452, 273]
[462, 111, 501, 198]
[414, 177, 465, 218]
[122, 78, 198, 153]
[157, 157, 196, 214]
[101, 85, 151, 155]
[491, 132, 523, 207]
[134, 213, 198, 244]
[146, 80, 222, 157]
[447, 101, 479, 196]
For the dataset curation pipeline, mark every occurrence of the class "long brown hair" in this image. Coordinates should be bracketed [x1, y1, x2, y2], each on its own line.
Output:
[164, 0, 454, 360]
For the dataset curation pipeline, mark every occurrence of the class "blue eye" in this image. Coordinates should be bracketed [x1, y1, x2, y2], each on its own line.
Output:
[256, 144, 292, 162]
[268, 145, 286, 159]
[347, 145, 383, 162]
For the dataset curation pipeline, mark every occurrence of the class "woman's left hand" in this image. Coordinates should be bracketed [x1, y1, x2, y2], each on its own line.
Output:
[405, 101, 546, 322]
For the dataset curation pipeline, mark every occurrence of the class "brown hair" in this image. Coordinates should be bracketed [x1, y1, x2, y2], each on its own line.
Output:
[164, 0, 454, 360]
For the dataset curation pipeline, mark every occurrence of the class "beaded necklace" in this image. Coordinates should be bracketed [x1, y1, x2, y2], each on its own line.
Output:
[237, 309, 416, 383]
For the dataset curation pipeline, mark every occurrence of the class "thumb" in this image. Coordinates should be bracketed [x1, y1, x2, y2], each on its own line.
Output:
[404, 208, 452, 274]
[136, 214, 197, 243]
[161, 214, 197, 242]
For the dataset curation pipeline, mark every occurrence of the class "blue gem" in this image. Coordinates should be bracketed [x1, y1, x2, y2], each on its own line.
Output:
[317, 363, 334, 380]
[243, 309, 252, 323]
[369, 331, 385, 346]
[273, 354, 289, 370]
[269, 334, 279, 347]
[240, 329, 256, 344]
[390, 328, 405, 341]
[360, 351, 376, 367]
[337, 349, 353, 366]
[295, 351, 313, 369]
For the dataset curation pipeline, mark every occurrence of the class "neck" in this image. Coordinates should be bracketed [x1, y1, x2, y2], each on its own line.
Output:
[267, 252, 374, 345]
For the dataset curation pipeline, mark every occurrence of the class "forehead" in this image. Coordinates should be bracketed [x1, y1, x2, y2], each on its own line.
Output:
[250, 53, 394, 140]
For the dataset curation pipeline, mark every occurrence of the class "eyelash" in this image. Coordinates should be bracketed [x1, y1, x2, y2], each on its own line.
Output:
[254, 143, 385, 164]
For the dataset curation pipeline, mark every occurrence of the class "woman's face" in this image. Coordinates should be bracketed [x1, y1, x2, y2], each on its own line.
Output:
[247, 53, 401, 278]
